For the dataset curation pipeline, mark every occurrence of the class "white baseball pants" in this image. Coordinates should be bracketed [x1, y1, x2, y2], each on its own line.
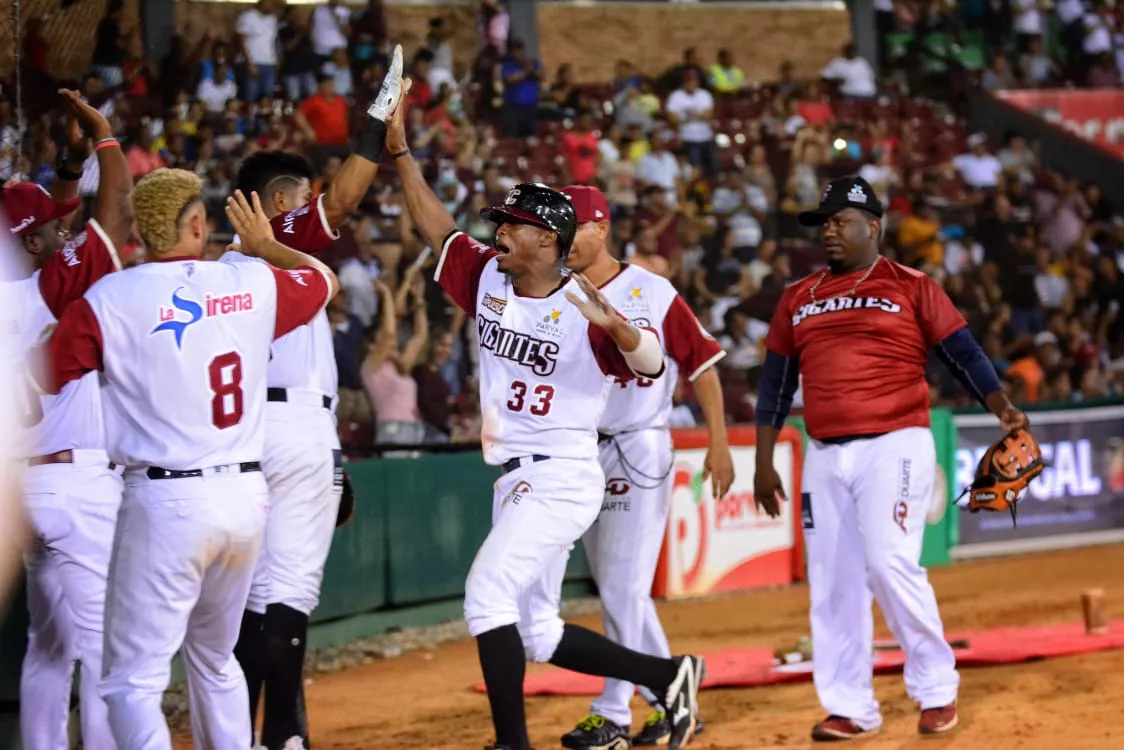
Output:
[247, 402, 342, 616]
[100, 469, 267, 750]
[464, 457, 605, 662]
[20, 451, 122, 750]
[803, 427, 959, 730]
[585, 429, 674, 727]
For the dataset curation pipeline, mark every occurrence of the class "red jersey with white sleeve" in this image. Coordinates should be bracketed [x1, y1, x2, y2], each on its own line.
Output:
[4, 219, 122, 458]
[222, 193, 340, 397]
[598, 264, 724, 433]
[435, 231, 644, 465]
[49, 258, 332, 469]
[764, 259, 965, 441]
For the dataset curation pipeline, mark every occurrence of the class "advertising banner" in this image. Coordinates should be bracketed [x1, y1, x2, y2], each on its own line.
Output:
[654, 425, 804, 599]
[953, 406, 1124, 555]
[995, 89, 1124, 158]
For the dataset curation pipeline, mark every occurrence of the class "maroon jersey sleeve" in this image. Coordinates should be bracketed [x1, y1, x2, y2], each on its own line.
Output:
[271, 265, 332, 339]
[38, 219, 122, 318]
[763, 287, 797, 357]
[588, 322, 662, 380]
[663, 295, 725, 381]
[271, 194, 340, 254]
[48, 297, 104, 393]
[916, 273, 967, 346]
[433, 231, 499, 315]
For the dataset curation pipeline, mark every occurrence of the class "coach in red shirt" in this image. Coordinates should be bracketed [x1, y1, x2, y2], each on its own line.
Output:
[753, 176, 1027, 742]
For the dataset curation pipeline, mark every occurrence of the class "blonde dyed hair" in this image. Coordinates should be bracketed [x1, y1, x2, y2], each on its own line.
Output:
[134, 168, 204, 256]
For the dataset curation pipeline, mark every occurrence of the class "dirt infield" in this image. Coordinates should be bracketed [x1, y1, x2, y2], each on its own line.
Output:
[175, 544, 1124, 749]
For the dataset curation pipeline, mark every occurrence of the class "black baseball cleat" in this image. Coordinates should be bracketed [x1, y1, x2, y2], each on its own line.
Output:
[632, 709, 707, 746]
[561, 714, 632, 749]
[660, 655, 705, 749]
[632, 709, 669, 746]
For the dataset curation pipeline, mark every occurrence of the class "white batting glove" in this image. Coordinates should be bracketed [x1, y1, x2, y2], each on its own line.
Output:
[367, 44, 405, 123]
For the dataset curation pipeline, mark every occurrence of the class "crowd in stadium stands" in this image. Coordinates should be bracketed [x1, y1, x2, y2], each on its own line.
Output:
[2, 0, 1123, 450]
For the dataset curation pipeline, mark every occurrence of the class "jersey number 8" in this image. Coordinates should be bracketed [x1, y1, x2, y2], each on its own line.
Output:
[507, 380, 555, 416]
[208, 351, 244, 429]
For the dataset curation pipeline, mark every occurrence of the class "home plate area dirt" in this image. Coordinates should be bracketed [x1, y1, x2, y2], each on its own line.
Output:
[174, 544, 1124, 749]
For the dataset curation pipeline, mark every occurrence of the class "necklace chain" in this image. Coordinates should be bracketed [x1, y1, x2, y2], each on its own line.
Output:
[808, 256, 882, 303]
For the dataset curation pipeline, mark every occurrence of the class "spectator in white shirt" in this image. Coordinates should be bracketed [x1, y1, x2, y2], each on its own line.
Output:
[858, 148, 899, 202]
[1019, 36, 1060, 86]
[665, 70, 716, 176]
[311, 0, 351, 60]
[1082, 3, 1115, 65]
[339, 219, 385, 327]
[1012, 0, 1044, 52]
[1035, 246, 1070, 308]
[235, 0, 279, 102]
[634, 131, 681, 206]
[197, 63, 238, 113]
[950, 133, 1004, 190]
[711, 170, 768, 258]
[427, 17, 455, 78]
[820, 43, 877, 98]
[322, 47, 353, 97]
[717, 308, 770, 371]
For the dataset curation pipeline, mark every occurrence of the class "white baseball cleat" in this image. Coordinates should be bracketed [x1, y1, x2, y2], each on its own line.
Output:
[366, 44, 404, 123]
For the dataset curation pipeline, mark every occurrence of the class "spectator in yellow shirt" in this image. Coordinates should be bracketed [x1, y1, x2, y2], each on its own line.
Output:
[897, 200, 944, 268]
[708, 49, 746, 94]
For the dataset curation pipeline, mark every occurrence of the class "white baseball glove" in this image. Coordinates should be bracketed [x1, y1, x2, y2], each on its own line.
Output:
[367, 44, 405, 123]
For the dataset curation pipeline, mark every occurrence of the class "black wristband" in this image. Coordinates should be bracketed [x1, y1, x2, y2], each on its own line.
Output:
[391, 148, 410, 160]
[55, 158, 84, 182]
[357, 118, 388, 163]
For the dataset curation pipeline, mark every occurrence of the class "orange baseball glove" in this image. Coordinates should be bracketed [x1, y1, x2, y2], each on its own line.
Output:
[958, 428, 1046, 526]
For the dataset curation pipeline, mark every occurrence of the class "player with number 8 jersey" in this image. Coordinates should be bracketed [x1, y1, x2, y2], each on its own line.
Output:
[45, 171, 338, 749]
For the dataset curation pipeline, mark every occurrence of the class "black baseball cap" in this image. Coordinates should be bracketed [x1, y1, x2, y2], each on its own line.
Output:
[798, 176, 884, 227]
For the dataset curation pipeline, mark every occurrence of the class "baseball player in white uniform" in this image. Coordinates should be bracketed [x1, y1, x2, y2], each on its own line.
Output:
[385, 81, 703, 750]
[45, 171, 337, 750]
[226, 45, 405, 750]
[4, 90, 133, 750]
[0, 207, 35, 614]
[558, 186, 733, 750]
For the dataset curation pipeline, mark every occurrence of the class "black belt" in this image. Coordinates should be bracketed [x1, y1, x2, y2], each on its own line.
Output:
[146, 461, 262, 480]
[267, 387, 332, 410]
[501, 454, 549, 475]
[819, 432, 889, 445]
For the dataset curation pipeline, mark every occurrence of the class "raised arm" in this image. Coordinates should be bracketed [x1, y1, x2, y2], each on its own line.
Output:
[59, 89, 133, 250]
[364, 278, 398, 373]
[385, 79, 458, 252]
[226, 190, 339, 299]
[320, 45, 407, 229]
[399, 279, 430, 373]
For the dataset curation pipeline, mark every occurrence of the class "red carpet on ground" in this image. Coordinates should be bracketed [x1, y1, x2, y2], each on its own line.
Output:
[472, 620, 1124, 696]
